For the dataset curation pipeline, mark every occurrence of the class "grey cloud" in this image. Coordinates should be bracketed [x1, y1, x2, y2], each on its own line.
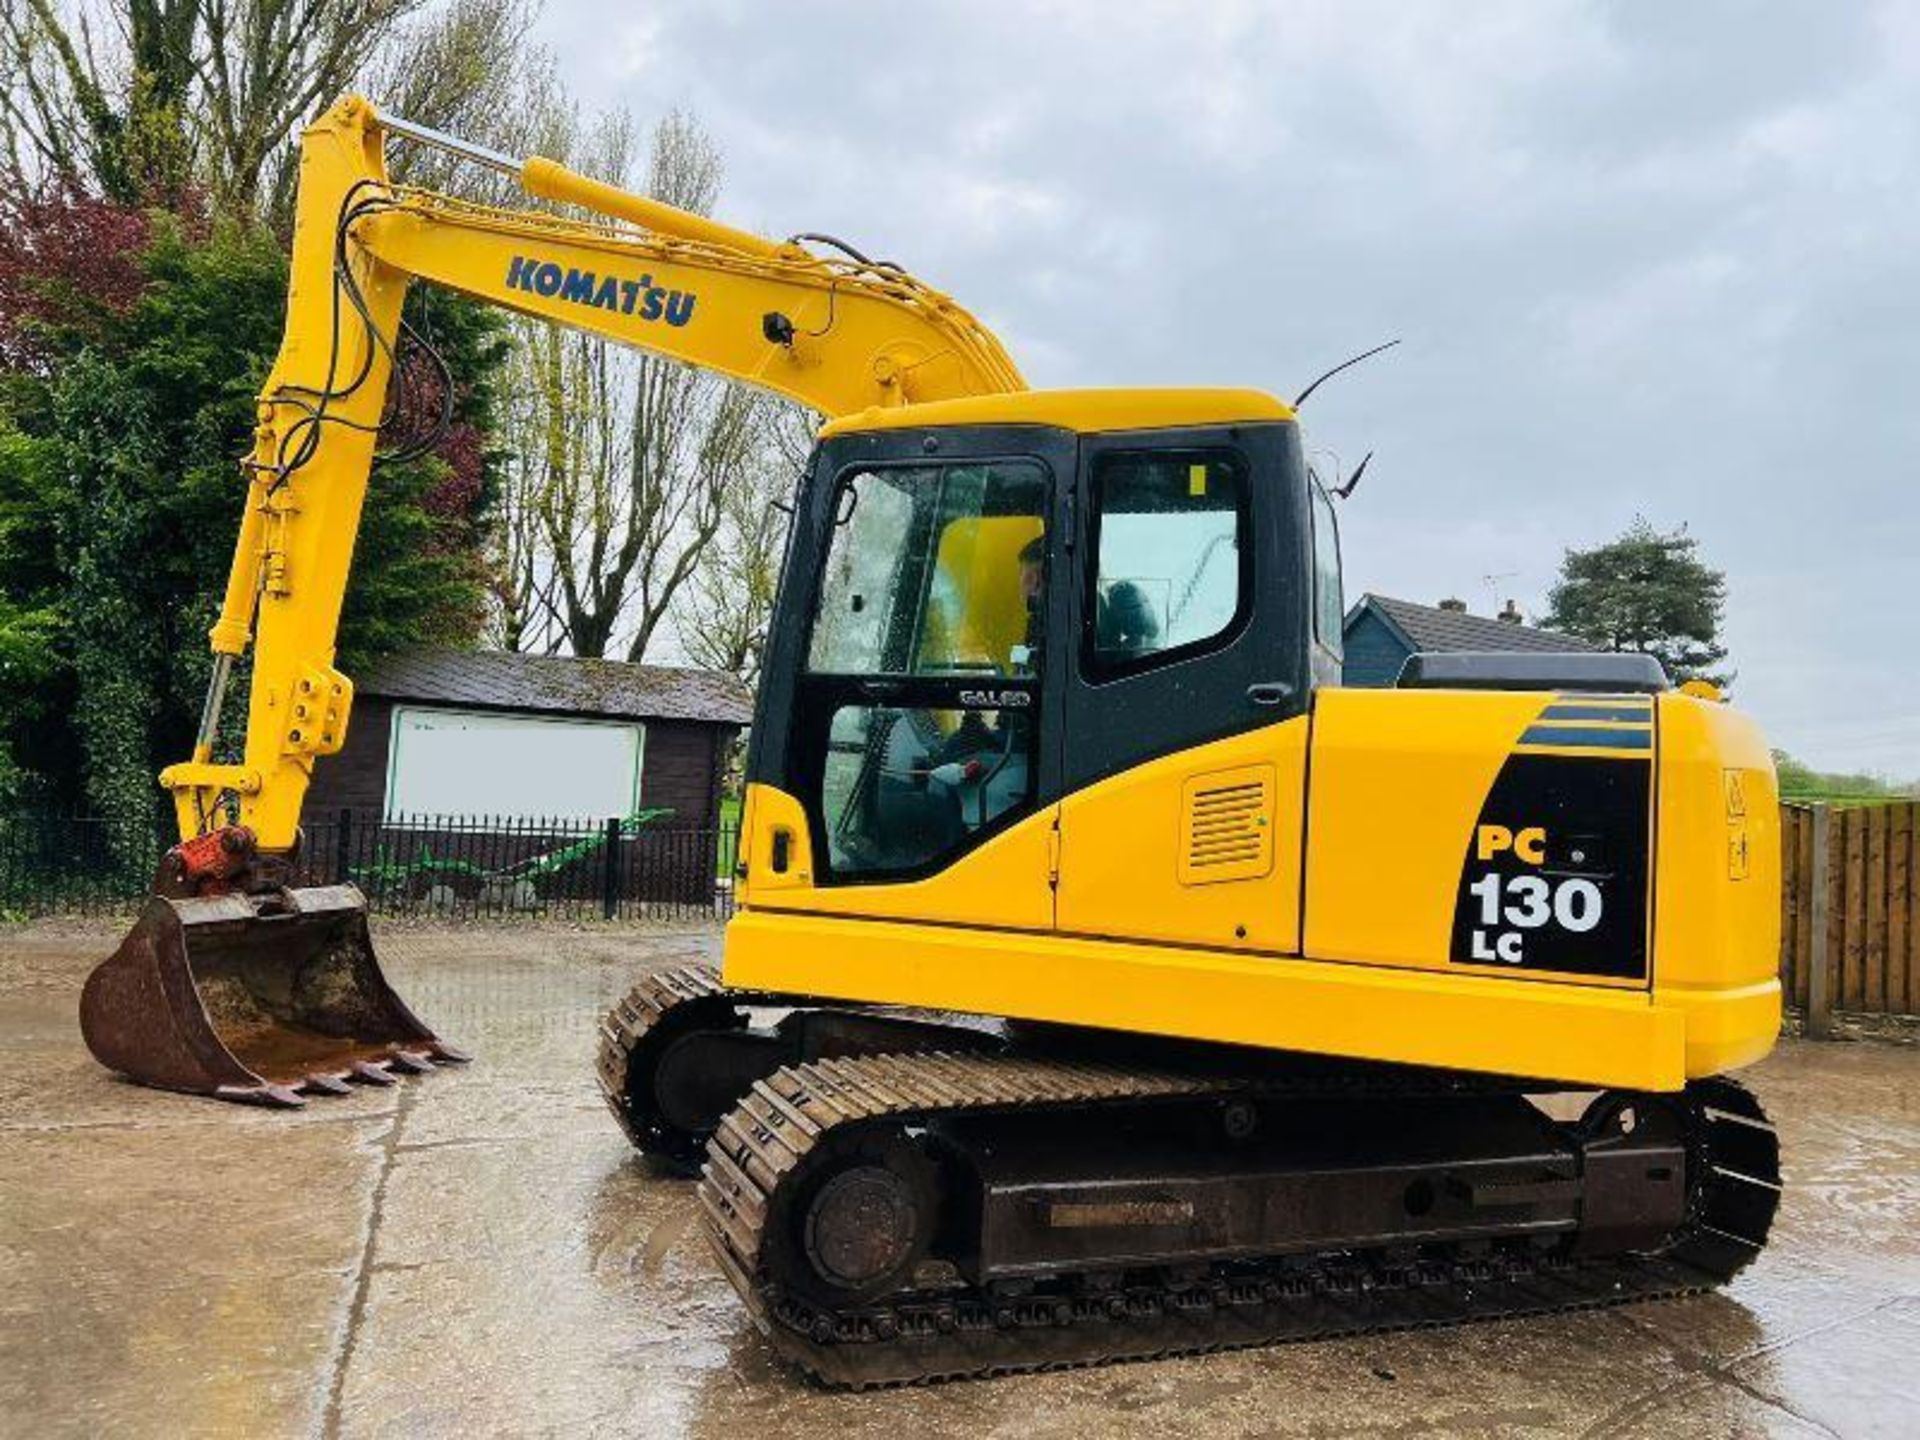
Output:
[531, 0, 1919, 773]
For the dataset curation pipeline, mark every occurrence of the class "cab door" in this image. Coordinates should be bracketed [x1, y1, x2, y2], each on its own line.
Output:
[740, 424, 1075, 931]
[1054, 424, 1315, 953]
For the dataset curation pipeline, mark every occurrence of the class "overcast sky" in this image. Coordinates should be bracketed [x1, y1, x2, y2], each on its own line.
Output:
[536, 0, 1919, 776]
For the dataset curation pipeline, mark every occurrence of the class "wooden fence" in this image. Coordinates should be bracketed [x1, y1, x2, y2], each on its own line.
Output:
[1779, 801, 1917, 1029]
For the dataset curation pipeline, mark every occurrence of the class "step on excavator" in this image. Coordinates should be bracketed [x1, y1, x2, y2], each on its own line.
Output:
[85, 95, 1783, 1381]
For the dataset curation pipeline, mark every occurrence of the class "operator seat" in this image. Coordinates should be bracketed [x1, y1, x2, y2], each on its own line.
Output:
[1095, 580, 1162, 662]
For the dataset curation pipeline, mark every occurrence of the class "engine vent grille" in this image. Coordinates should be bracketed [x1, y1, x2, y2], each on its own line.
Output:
[1178, 764, 1276, 886]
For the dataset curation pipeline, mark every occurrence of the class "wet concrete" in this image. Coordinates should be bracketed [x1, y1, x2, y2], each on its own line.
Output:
[2, 920, 1916, 1438]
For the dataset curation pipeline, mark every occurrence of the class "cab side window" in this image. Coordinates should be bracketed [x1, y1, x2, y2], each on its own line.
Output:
[1310, 481, 1343, 658]
[1084, 451, 1249, 681]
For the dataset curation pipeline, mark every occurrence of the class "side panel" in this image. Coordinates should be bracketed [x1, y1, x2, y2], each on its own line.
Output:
[1056, 720, 1307, 951]
[723, 908, 1689, 1090]
[727, 689, 1782, 1085]
[1305, 688, 1655, 987]
[1055, 422, 1312, 951]
[1652, 693, 1782, 1075]
[737, 782, 1056, 931]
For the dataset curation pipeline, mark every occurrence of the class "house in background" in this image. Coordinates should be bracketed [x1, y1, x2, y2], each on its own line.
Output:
[1341, 594, 1598, 687]
[306, 647, 751, 828]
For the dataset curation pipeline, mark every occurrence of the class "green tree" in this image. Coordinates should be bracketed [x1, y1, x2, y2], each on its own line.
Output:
[1544, 518, 1731, 687]
[0, 2, 533, 820]
[0, 211, 506, 817]
[0, 499, 59, 804]
[1772, 751, 1917, 803]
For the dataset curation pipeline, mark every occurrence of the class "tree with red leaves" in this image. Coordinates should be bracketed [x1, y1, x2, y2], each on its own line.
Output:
[0, 189, 154, 372]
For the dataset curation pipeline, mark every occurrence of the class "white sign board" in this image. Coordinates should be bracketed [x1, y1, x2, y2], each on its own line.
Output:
[385, 707, 645, 823]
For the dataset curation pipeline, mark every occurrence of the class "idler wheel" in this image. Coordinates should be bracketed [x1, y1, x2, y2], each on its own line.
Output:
[784, 1128, 939, 1305]
[805, 1166, 919, 1288]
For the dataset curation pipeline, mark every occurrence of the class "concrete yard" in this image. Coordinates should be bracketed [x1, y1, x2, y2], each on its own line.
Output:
[3, 922, 1916, 1439]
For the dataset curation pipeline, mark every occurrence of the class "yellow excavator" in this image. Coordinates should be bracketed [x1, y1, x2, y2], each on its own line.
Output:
[82, 96, 1782, 1384]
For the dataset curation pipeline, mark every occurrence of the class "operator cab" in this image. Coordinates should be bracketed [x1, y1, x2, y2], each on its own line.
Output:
[748, 388, 1339, 890]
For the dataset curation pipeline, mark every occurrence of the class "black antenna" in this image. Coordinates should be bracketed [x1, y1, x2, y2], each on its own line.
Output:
[1294, 338, 1401, 408]
[1333, 450, 1373, 499]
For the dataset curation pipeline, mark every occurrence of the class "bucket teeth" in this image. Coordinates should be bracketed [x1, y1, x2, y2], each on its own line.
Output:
[351, 1060, 400, 1086]
[428, 1041, 472, 1064]
[304, 1073, 354, 1096]
[214, 1082, 307, 1108]
[391, 1051, 437, 1074]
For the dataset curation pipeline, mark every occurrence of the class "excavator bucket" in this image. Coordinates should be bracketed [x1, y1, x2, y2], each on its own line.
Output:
[81, 884, 466, 1106]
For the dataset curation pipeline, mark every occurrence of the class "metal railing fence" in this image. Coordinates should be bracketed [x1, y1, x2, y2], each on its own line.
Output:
[0, 809, 738, 922]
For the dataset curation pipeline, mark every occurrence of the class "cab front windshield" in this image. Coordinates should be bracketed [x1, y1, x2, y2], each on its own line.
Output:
[805, 460, 1045, 878]
[808, 461, 1046, 678]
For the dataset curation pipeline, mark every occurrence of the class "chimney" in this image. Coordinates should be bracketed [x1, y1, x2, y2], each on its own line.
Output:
[1498, 599, 1523, 624]
[1437, 597, 1468, 612]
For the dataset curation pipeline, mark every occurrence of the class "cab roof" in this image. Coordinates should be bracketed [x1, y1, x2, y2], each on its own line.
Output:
[818, 387, 1297, 438]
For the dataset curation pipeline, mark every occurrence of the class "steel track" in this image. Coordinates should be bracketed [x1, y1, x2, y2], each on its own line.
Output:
[596, 962, 1000, 1163]
[596, 963, 778, 1159]
[601, 966, 1782, 1388]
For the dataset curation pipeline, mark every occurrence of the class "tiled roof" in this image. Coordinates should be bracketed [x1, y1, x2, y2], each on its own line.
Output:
[1352, 594, 1600, 654]
[354, 647, 752, 725]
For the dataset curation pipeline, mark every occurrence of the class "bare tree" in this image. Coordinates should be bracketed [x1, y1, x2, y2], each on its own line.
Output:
[0, 0, 200, 205]
[364, 0, 535, 146]
[353, 0, 547, 198]
[676, 403, 811, 686]
[492, 106, 795, 664]
[488, 320, 567, 651]
[198, 0, 436, 218]
[0, 0, 534, 217]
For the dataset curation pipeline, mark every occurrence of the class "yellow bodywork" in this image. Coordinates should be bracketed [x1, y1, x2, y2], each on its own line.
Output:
[818, 387, 1297, 437]
[1653, 691, 1782, 1077]
[1302, 687, 1654, 983]
[1057, 723, 1308, 953]
[730, 684, 1781, 1092]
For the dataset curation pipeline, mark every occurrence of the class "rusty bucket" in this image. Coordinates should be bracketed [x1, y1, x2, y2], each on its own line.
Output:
[81, 884, 467, 1106]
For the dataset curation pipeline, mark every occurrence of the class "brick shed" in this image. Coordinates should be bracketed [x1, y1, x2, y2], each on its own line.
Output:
[306, 647, 751, 830]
